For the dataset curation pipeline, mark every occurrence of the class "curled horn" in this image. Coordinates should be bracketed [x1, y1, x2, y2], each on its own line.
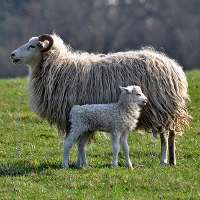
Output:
[38, 34, 54, 53]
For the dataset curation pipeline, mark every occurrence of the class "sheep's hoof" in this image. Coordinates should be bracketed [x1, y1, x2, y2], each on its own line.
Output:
[169, 159, 176, 166]
[169, 163, 176, 166]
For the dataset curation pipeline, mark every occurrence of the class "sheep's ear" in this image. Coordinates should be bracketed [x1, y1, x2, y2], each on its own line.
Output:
[38, 41, 44, 47]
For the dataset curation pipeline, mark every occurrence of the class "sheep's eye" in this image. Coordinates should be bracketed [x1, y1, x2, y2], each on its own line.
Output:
[136, 94, 141, 96]
[29, 45, 36, 49]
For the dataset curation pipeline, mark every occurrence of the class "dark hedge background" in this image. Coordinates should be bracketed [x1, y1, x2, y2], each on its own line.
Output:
[1, 0, 200, 77]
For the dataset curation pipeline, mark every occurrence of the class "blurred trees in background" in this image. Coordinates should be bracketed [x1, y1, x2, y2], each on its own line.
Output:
[1, 0, 200, 77]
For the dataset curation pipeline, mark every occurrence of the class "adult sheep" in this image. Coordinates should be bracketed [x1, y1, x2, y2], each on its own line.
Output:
[11, 33, 191, 166]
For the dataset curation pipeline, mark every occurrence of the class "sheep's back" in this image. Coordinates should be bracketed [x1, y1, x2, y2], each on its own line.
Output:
[28, 40, 190, 136]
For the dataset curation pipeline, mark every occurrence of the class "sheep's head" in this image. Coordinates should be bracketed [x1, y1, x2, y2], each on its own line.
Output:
[10, 34, 53, 68]
[119, 85, 148, 106]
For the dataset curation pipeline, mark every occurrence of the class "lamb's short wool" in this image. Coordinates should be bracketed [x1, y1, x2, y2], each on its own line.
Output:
[62, 85, 148, 168]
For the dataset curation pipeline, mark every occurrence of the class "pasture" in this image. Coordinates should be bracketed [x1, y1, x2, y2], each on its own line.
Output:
[0, 70, 199, 199]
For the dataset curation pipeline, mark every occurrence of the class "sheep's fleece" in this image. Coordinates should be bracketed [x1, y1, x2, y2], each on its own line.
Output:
[11, 33, 191, 166]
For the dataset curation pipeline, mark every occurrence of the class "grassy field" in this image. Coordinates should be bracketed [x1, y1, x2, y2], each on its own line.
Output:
[0, 70, 199, 199]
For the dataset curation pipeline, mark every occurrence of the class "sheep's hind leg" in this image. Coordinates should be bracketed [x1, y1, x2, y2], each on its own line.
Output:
[120, 132, 133, 169]
[159, 130, 169, 166]
[111, 132, 121, 168]
[168, 130, 176, 165]
[75, 131, 93, 167]
[62, 128, 83, 168]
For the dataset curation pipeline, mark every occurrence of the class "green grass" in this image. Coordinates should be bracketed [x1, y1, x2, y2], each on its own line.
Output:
[0, 70, 200, 199]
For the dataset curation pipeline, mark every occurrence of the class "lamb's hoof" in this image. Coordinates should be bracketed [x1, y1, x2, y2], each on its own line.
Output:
[74, 164, 81, 168]
[159, 162, 167, 167]
[62, 162, 69, 168]
[111, 164, 118, 168]
[74, 163, 88, 168]
[126, 164, 134, 170]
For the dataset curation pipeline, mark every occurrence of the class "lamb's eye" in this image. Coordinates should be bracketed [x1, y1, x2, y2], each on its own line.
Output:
[136, 94, 141, 96]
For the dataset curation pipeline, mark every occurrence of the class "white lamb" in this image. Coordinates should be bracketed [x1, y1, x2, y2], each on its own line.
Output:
[62, 85, 148, 169]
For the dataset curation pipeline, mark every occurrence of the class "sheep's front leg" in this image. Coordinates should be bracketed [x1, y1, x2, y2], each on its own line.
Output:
[120, 132, 133, 169]
[168, 130, 176, 165]
[75, 131, 93, 167]
[160, 131, 169, 166]
[111, 132, 121, 168]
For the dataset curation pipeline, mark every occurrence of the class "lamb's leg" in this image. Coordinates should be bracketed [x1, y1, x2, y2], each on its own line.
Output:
[64, 134, 70, 165]
[75, 131, 93, 167]
[120, 132, 133, 169]
[111, 132, 121, 168]
[168, 130, 176, 165]
[62, 128, 83, 168]
[75, 139, 82, 168]
[160, 131, 169, 166]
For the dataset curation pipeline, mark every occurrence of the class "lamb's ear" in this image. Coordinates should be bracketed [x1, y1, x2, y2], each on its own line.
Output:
[120, 86, 132, 94]
[124, 88, 132, 94]
[119, 86, 124, 91]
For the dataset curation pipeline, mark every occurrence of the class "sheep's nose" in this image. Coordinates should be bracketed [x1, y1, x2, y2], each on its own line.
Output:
[11, 53, 15, 58]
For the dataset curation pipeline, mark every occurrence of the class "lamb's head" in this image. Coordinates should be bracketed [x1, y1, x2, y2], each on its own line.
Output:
[119, 85, 148, 105]
[10, 34, 53, 68]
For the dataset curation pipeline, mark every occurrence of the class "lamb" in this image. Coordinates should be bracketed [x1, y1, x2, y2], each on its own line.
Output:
[62, 85, 148, 168]
[10, 33, 191, 166]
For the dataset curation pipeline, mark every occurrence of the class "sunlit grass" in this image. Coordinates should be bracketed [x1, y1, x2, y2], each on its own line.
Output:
[0, 71, 200, 199]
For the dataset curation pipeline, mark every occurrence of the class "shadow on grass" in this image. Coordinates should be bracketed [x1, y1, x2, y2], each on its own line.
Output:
[0, 150, 162, 176]
[0, 161, 119, 177]
[0, 162, 62, 177]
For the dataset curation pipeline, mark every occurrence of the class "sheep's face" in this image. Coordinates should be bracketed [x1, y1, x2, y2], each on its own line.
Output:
[11, 37, 43, 68]
[120, 85, 148, 105]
